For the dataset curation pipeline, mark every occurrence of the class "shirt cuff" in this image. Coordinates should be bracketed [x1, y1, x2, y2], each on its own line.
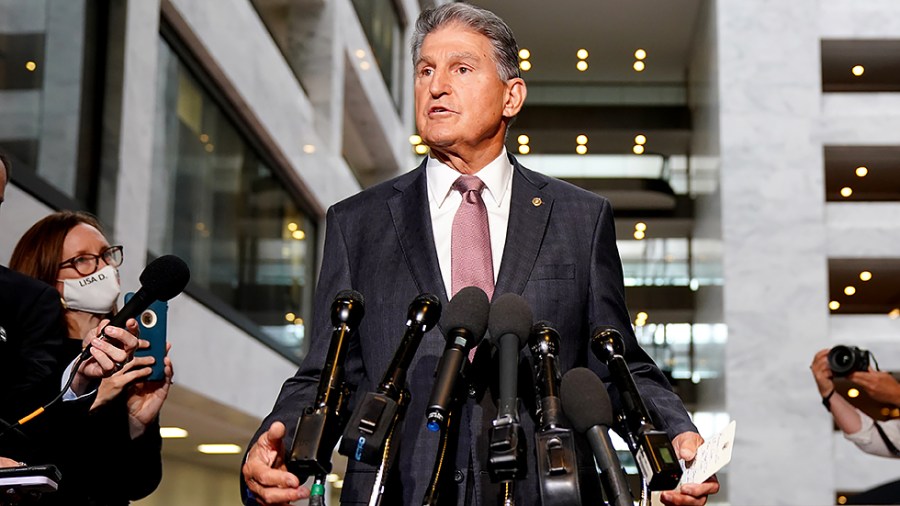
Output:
[61, 358, 97, 401]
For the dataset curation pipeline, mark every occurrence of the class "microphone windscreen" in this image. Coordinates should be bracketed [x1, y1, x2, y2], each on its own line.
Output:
[488, 292, 532, 349]
[336, 289, 365, 306]
[561, 367, 614, 432]
[139, 255, 191, 301]
[442, 286, 490, 340]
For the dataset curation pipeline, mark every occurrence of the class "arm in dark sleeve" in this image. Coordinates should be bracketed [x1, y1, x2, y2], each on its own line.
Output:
[586, 198, 696, 438]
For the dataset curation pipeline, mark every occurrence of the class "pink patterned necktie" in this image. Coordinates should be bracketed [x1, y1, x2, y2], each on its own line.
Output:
[450, 175, 494, 362]
[451, 175, 494, 301]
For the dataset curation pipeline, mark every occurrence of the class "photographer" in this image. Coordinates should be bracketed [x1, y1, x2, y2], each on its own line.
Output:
[810, 347, 900, 458]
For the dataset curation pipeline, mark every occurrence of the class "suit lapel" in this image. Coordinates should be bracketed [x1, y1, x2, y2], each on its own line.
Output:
[387, 162, 449, 303]
[494, 158, 552, 297]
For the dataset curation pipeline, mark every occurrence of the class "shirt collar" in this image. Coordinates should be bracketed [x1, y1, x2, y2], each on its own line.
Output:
[426, 148, 512, 209]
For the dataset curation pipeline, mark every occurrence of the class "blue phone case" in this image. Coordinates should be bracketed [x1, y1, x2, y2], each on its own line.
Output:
[125, 292, 168, 381]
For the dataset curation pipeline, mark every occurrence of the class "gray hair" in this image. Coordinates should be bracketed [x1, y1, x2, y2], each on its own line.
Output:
[412, 3, 520, 81]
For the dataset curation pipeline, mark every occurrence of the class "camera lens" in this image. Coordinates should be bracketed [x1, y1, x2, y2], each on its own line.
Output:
[828, 345, 859, 377]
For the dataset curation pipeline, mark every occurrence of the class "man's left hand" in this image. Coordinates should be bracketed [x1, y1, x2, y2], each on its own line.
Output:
[848, 370, 900, 406]
[659, 431, 720, 506]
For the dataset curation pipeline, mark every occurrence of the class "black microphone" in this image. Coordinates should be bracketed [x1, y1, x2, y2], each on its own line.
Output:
[287, 290, 365, 481]
[339, 293, 441, 464]
[79, 255, 190, 362]
[560, 367, 632, 506]
[425, 286, 489, 432]
[486, 292, 532, 484]
[590, 326, 682, 491]
[529, 322, 582, 506]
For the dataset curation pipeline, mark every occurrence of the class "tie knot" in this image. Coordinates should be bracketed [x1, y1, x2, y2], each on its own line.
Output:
[453, 175, 485, 194]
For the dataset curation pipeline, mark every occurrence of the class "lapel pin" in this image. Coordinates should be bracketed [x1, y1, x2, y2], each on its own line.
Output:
[532, 197, 543, 207]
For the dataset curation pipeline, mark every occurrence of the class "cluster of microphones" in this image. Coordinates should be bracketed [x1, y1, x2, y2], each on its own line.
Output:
[287, 286, 684, 506]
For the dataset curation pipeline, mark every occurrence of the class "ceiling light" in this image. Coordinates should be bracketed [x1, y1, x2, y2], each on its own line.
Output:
[518, 134, 530, 145]
[889, 308, 900, 320]
[326, 473, 340, 483]
[360, 61, 370, 70]
[633, 61, 645, 72]
[840, 187, 852, 198]
[844, 286, 856, 296]
[519, 60, 532, 71]
[197, 444, 242, 455]
[576, 49, 589, 60]
[855, 166, 868, 177]
[518, 145, 530, 155]
[518, 48, 531, 59]
[285, 312, 296, 322]
[636, 311, 648, 320]
[287, 222, 298, 232]
[576, 60, 588, 72]
[293, 318, 303, 326]
[409, 134, 422, 145]
[828, 300, 840, 311]
[199, 134, 209, 143]
[415, 144, 429, 155]
[851, 65, 864, 76]
[205, 144, 214, 153]
[334, 480, 344, 489]
[575, 145, 587, 155]
[634, 134, 646, 145]
[859, 271, 872, 282]
[160, 427, 188, 438]
[303, 144, 316, 154]
[633, 230, 645, 240]
[847, 388, 860, 398]
[576, 134, 588, 145]
[292, 230, 306, 240]
[635, 222, 647, 232]
[25, 61, 36, 72]
[355, 49, 366, 59]
[634, 49, 647, 60]
[633, 145, 645, 155]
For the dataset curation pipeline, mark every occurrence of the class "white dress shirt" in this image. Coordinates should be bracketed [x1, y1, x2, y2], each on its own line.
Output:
[425, 149, 513, 298]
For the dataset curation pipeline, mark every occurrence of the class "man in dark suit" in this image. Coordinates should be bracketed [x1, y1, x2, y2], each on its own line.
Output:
[242, 4, 719, 505]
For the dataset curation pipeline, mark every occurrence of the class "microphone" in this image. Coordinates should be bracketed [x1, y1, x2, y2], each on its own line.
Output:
[339, 293, 441, 464]
[529, 322, 582, 506]
[425, 286, 490, 432]
[287, 290, 365, 482]
[560, 367, 632, 506]
[486, 293, 531, 484]
[590, 326, 682, 491]
[79, 255, 190, 362]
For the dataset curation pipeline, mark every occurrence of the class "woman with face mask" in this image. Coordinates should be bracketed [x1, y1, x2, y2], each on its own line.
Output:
[10, 211, 172, 505]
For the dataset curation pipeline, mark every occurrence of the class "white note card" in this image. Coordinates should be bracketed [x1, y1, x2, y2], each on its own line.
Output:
[679, 420, 736, 485]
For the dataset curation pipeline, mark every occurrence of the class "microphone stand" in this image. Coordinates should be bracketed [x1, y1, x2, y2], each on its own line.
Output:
[366, 390, 409, 506]
[423, 408, 454, 506]
[309, 473, 327, 506]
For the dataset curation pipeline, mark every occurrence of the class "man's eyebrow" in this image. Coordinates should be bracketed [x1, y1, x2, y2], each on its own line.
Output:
[416, 51, 481, 66]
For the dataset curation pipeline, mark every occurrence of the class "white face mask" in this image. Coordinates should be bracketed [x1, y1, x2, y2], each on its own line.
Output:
[58, 264, 121, 314]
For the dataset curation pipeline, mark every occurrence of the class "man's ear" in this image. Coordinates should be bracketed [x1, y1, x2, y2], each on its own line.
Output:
[502, 78, 527, 119]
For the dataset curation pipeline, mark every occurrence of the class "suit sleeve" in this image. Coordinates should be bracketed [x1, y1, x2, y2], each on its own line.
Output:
[586, 198, 696, 438]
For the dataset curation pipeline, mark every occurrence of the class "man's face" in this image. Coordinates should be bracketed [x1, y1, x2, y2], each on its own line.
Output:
[414, 24, 525, 159]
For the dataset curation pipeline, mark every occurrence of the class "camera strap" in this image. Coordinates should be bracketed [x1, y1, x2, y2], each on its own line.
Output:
[873, 421, 900, 457]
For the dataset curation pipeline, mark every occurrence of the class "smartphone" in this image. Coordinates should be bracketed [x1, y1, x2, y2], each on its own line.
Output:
[125, 292, 168, 381]
[0, 464, 61, 493]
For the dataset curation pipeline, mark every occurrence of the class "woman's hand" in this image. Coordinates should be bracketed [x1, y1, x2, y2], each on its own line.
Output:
[125, 343, 174, 439]
[72, 319, 140, 395]
[90, 339, 156, 411]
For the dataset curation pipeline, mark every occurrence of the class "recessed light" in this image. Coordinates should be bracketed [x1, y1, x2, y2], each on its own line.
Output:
[360, 61, 371, 71]
[519, 60, 532, 71]
[518, 145, 530, 155]
[292, 230, 306, 240]
[847, 388, 860, 398]
[575, 145, 587, 155]
[859, 271, 872, 282]
[355, 49, 366, 59]
[409, 135, 422, 145]
[634, 49, 647, 60]
[517, 134, 530, 145]
[633, 145, 645, 155]
[287, 222, 298, 232]
[25, 61, 36, 72]
[197, 444, 242, 455]
[576, 49, 589, 60]
[840, 187, 852, 198]
[889, 308, 900, 320]
[303, 144, 316, 154]
[326, 473, 340, 483]
[634, 134, 647, 145]
[829, 301, 840, 311]
[633, 61, 645, 72]
[633, 230, 645, 240]
[415, 144, 429, 155]
[851, 65, 864, 76]
[636, 311, 648, 320]
[844, 286, 856, 296]
[576, 134, 588, 145]
[855, 166, 868, 177]
[334, 480, 344, 489]
[160, 427, 188, 439]
[519, 48, 531, 60]
[285, 312, 296, 322]
[635, 222, 647, 232]
[576, 60, 588, 72]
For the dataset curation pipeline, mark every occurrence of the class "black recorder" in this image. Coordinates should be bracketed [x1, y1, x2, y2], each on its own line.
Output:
[590, 326, 683, 491]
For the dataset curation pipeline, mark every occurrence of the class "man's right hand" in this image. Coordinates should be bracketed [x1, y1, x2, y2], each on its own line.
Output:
[242, 422, 309, 505]
[811, 349, 835, 397]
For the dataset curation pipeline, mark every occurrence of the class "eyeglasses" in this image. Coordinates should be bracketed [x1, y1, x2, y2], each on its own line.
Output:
[59, 245, 124, 276]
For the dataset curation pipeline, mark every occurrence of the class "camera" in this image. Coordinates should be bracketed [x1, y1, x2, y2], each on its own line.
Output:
[828, 345, 871, 377]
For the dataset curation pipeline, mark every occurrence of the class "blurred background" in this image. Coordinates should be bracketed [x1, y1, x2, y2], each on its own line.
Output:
[1, 0, 899, 504]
